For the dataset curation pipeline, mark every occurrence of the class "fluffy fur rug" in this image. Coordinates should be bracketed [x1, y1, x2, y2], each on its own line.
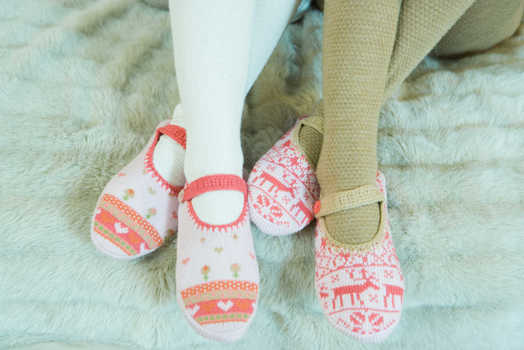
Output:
[1, 1, 523, 349]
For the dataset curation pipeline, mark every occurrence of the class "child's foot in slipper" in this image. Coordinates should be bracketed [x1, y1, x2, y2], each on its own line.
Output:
[247, 111, 323, 235]
[91, 105, 186, 259]
[176, 174, 259, 342]
[314, 172, 404, 342]
[248, 106, 404, 341]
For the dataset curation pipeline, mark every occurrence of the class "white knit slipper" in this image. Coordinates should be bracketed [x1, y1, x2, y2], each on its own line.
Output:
[314, 172, 404, 343]
[247, 116, 321, 236]
[176, 175, 259, 343]
[91, 121, 186, 259]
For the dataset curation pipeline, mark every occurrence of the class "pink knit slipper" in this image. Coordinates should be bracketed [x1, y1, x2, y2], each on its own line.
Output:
[247, 116, 321, 236]
[91, 121, 186, 259]
[314, 172, 404, 343]
[176, 175, 259, 343]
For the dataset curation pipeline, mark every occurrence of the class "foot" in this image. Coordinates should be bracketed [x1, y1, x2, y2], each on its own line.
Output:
[248, 108, 404, 341]
[314, 172, 404, 342]
[176, 175, 259, 342]
[91, 107, 186, 259]
[183, 130, 245, 227]
[247, 114, 322, 235]
[152, 104, 186, 186]
[249, 107, 381, 244]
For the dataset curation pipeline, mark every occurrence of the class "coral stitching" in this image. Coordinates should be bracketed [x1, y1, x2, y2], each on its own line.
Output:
[102, 194, 163, 246]
[186, 199, 248, 233]
[93, 221, 137, 256]
[183, 175, 249, 232]
[143, 124, 185, 196]
[181, 280, 258, 299]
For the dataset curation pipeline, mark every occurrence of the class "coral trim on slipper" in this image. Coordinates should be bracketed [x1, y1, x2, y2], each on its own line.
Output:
[181, 175, 249, 232]
[144, 124, 186, 196]
[314, 172, 404, 342]
[91, 119, 185, 259]
[176, 174, 259, 342]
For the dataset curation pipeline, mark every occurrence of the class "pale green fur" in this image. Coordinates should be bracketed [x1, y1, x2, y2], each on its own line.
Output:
[1, 1, 523, 349]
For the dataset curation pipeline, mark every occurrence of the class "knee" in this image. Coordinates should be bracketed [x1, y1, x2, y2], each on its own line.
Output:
[432, 0, 524, 58]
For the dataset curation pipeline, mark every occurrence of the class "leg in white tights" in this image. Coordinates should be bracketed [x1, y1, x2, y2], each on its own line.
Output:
[168, 0, 298, 341]
[161, 0, 298, 225]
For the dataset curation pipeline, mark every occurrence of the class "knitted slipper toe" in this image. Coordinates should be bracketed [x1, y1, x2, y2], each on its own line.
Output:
[91, 121, 186, 259]
[314, 172, 404, 342]
[176, 175, 259, 342]
[247, 116, 321, 236]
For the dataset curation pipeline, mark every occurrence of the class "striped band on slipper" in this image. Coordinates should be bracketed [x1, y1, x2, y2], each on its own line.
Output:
[90, 121, 186, 259]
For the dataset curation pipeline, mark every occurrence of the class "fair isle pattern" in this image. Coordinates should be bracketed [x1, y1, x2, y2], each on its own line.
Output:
[91, 120, 184, 259]
[314, 172, 404, 342]
[182, 280, 258, 325]
[94, 195, 162, 257]
[181, 280, 258, 304]
[99, 194, 163, 247]
[176, 174, 260, 341]
[93, 220, 137, 256]
[248, 121, 320, 235]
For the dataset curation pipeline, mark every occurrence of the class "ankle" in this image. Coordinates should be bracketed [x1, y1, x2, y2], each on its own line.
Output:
[183, 146, 245, 225]
[184, 143, 243, 182]
[298, 124, 322, 168]
[325, 203, 381, 245]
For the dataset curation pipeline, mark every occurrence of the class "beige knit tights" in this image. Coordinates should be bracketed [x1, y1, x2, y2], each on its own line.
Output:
[311, 0, 524, 244]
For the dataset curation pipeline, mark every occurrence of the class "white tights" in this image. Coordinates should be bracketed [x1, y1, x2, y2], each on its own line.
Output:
[154, 0, 298, 224]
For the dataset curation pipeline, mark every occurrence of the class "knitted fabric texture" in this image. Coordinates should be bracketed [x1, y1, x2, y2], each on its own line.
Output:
[317, 0, 523, 246]
[248, 116, 321, 235]
[315, 173, 404, 343]
[318, 0, 400, 245]
[176, 174, 259, 343]
[91, 120, 185, 259]
[3, 1, 524, 348]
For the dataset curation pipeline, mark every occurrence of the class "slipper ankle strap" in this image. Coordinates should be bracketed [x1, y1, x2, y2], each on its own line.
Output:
[157, 124, 187, 149]
[290, 114, 324, 167]
[313, 184, 384, 219]
[297, 114, 324, 134]
[181, 174, 247, 202]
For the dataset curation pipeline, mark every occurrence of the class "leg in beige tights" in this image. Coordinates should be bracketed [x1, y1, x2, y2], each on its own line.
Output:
[307, 0, 523, 244]
[318, 0, 401, 245]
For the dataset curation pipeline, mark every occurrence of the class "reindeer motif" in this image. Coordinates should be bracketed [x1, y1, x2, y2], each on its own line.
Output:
[330, 269, 380, 310]
[289, 200, 313, 224]
[281, 139, 292, 148]
[320, 237, 328, 250]
[383, 284, 403, 308]
[319, 285, 330, 299]
[255, 172, 294, 197]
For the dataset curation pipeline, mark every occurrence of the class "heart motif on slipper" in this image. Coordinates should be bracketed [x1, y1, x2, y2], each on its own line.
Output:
[90, 118, 186, 259]
[176, 175, 260, 342]
[139, 243, 152, 255]
[114, 222, 128, 234]
[217, 300, 234, 312]
[188, 304, 200, 316]
[182, 257, 190, 265]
